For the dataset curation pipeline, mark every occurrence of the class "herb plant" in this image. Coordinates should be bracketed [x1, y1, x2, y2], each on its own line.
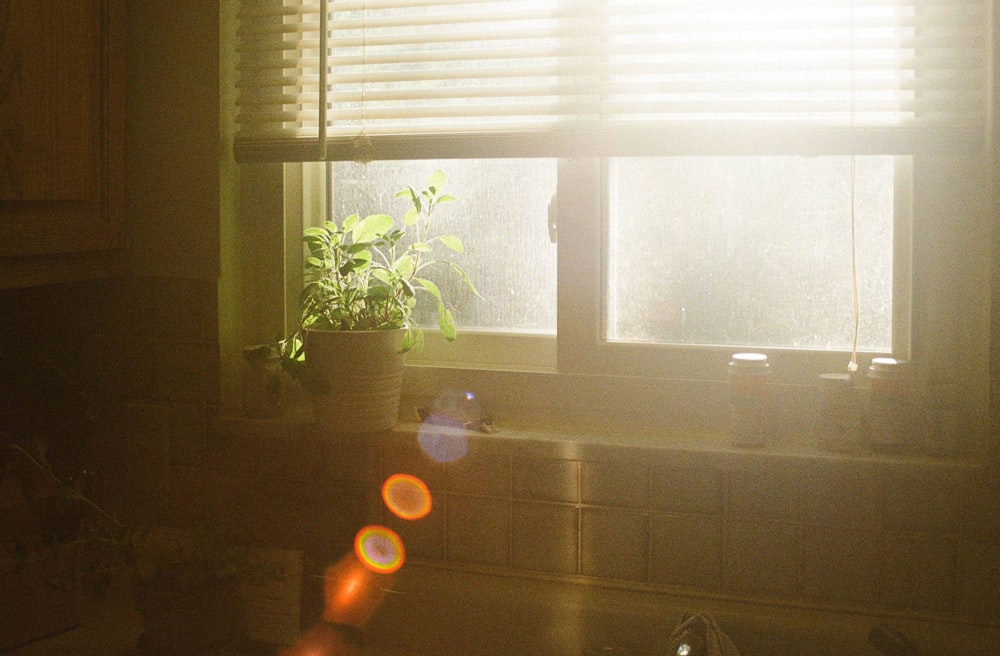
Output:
[286, 170, 478, 361]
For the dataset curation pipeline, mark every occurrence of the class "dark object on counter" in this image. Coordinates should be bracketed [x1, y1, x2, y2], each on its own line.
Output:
[869, 622, 918, 656]
[134, 577, 243, 656]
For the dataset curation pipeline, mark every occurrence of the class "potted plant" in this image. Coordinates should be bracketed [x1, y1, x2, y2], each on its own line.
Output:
[4, 441, 258, 655]
[280, 170, 478, 433]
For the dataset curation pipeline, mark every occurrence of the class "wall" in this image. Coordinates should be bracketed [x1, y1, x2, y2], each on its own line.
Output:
[0, 0, 221, 521]
[207, 414, 1000, 638]
[1, 0, 998, 651]
[126, 0, 220, 280]
[0, 276, 218, 518]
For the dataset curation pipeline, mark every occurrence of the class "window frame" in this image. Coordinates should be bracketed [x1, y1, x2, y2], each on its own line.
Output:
[556, 156, 914, 388]
[230, 0, 994, 459]
[278, 150, 990, 457]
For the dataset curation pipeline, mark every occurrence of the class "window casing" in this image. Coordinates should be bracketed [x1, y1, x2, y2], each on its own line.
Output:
[234, 0, 994, 456]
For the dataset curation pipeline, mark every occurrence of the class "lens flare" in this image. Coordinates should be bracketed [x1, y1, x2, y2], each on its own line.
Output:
[354, 525, 405, 574]
[417, 422, 469, 463]
[321, 551, 396, 630]
[382, 473, 432, 520]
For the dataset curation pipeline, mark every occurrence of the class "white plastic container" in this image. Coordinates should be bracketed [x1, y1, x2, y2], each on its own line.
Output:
[866, 357, 912, 452]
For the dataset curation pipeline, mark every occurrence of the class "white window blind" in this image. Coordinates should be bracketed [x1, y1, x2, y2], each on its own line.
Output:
[233, 0, 991, 162]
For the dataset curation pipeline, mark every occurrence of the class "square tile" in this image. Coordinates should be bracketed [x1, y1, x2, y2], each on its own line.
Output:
[724, 519, 800, 595]
[650, 465, 724, 515]
[880, 532, 957, 612]
[800, 461, 880, 529]
[957, 540, 1000, 622]
[650, 513, 722, 589]
[881, 466, 963, 533]
[512, 457, 579, 503]
[960, 473, 1000, 543]
[727, 464, 802, 521]
[207, 428, 261, 474]
[381, 445, 445, 490]
[801, 525, 879, 604]
[447, 449, 510, 497]
[319, 436, 380, 485]
[446, 495, 508, 566]
[385, 493, 445, 561]
[581, 460, 648, 508]
[581, 507, 648, 581]
[262, 433, 320, 480]
[511, 501, 578, 574]
[241, 480, 364, 554]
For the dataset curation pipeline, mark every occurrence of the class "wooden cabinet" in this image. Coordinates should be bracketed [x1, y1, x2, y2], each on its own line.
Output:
[0, 0, 126, 288]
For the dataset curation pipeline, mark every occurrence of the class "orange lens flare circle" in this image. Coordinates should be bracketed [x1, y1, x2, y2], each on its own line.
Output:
[382, 473, 433, 520]
[354, 525, 405, 574]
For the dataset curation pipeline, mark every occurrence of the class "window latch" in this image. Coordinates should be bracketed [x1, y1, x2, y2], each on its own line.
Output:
[547, 193, 557, 244]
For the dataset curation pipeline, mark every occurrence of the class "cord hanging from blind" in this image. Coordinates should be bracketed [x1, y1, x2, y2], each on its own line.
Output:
[849, 0, 861, 374]
[234, 0, 991, 162]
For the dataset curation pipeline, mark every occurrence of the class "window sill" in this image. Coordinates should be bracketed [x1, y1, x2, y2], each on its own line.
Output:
[215, 404, 983, 478]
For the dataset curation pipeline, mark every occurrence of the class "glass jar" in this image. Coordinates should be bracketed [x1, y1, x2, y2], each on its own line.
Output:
[816, 373, 863, 452]
[728, 353, 770, 447]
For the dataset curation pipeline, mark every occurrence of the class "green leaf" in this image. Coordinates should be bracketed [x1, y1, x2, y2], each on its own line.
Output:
[399, 330, 416, 353]
[411, 242, 432, 252]
[400, 186, 421, 213]
[342, 214, 360, 231]
[437, 304, 456, 341]
[404, 208, 420, 226]
[451, 262, 482, 298]
[399, 277, 416, 298]
[393, 254, 415, 279]
[367, 285, 392, 300]
[353, 214, 394, 244]
[437, 194, 456, 204]
[399, 328, 424, 354]
[414, 277, 442, 301]
[429, 170, 447, 190]
[439, 235, 464, 252]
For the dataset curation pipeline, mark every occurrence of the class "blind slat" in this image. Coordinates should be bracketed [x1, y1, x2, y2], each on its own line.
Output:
[234, 0, 990, 161]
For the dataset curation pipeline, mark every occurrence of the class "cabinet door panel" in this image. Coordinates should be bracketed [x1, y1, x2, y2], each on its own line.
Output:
[0, 0, 98, 202]
[0, 0, 124, 272]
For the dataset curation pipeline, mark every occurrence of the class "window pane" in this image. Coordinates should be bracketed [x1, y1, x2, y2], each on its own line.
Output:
[330, 160, 557, 333]
[607, 156, 894, 351]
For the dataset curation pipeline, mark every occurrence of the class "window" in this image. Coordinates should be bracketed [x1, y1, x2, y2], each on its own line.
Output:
[311, 155, 903, 380]
[234, 0, 993, 453]
[605, 156, 896, 352]
[327, 160, 558, 335]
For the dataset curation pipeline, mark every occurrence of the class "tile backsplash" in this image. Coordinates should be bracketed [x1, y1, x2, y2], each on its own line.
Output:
[211, 418, 1000, 629]
[2, 275, 998, 636]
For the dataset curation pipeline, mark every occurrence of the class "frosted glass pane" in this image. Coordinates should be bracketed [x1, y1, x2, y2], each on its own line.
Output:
[608, 157, 894, 351]
[331, 160, 558, 333]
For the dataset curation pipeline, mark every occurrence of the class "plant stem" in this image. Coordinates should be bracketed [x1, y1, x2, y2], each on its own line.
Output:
[7, 443, 123, 529]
